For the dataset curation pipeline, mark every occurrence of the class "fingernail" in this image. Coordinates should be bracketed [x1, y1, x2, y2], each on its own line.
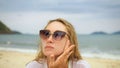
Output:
[73, 45, 75, 47]
[50, 54, 54, 57]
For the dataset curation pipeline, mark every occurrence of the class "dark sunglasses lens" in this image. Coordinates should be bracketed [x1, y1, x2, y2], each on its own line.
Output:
[40, 30, 50, 39]
[53, 31, 66, 40]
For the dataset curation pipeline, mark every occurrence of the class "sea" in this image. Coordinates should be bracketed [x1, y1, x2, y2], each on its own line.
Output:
[0, 34, 120, 60]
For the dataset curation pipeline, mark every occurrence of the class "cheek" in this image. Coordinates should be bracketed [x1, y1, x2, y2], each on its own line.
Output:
[54, 41, 66, 55]
[41, 40, 47, 53]
[55, 45, 64, 53]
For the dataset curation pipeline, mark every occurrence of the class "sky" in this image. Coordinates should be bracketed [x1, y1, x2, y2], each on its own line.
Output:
[0, 0, 120, 34]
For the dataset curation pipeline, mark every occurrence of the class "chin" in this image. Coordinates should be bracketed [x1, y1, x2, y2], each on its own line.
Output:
[43, 50, 63, 57]
[44, 51, 54, 56]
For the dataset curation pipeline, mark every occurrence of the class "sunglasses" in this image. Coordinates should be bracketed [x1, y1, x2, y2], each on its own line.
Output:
[40, 30, 67, 41]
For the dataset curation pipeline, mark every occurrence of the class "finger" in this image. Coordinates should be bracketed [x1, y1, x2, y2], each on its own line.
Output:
[64, 40, 70, 50]
[64, 45, 75, 56]
[48, 54, 55, 67]
[67, 50, 74, 59]
[50, 54, 55, 63]
[66, 44, 75, 52]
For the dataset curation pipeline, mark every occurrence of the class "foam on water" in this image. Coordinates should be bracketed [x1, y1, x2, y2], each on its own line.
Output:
[0, 47, 37, 53]
[82, 53, 120, 60]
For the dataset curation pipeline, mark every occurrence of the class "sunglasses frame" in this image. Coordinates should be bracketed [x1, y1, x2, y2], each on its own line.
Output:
[39, 29, 68, 41]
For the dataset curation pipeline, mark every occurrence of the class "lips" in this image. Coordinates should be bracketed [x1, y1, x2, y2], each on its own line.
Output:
[45, 45, 54, 49]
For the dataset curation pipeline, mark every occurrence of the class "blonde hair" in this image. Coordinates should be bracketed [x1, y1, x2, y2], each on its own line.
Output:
[35, 18, 82, 62]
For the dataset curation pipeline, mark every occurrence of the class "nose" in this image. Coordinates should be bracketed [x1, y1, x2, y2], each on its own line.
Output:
[47, 35, 54, 43]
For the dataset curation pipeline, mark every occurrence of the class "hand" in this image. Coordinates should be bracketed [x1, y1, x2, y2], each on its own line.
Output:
[48, 40, 75, 68]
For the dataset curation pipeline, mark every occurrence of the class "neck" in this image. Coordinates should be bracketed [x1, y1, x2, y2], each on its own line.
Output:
[46, 57, 69, 68]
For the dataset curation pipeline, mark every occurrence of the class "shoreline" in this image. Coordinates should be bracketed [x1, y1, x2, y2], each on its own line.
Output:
[0, 50, 120, 68]
[0, 47, 120, 60]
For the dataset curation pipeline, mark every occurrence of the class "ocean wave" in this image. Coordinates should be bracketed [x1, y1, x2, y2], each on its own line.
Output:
[0, 47, 37, 53]
[82, 53, 120, 60]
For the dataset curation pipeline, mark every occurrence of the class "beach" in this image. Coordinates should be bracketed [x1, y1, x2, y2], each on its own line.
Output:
[0, 34, 120, 68]
[0, 50, 120, 68]
[0, 50, 35, 68]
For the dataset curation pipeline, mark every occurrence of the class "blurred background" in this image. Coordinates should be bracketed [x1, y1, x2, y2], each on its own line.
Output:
[0, 0, 120, 68]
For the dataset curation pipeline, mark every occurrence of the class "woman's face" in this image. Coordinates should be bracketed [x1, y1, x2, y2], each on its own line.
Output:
[41, 21, 68, 57]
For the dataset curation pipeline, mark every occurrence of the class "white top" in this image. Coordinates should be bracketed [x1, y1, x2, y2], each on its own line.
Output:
[26, 60, 90, 68]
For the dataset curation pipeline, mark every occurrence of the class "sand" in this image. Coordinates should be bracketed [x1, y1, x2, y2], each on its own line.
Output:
[0, 50, 120, 68]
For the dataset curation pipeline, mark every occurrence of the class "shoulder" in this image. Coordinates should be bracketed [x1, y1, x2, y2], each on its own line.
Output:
[73, 60, 91, 68]
[26, 61, 43, 68]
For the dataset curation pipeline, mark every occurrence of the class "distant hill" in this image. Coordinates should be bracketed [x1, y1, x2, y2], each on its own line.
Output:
[91, 31, 108, 35]
[112, 31, 120, 35]
[91, 31, 120, 35]
[0, 21, 21, 34]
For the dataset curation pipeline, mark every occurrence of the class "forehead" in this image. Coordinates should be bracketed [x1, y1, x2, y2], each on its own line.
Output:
[45, 21, 67, 32]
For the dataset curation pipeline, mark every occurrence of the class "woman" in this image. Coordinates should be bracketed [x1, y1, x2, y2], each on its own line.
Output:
[26, 18, 90, 68]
